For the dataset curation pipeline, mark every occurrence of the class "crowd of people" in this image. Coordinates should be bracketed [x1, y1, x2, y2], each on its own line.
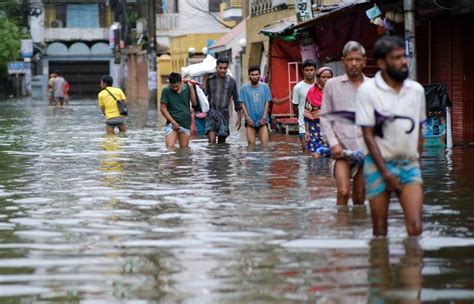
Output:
[97, 35, 426, 238]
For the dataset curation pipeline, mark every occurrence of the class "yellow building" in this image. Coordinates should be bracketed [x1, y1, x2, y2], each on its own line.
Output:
[169, 33, 226, 72]
[243, 0, 295, 83]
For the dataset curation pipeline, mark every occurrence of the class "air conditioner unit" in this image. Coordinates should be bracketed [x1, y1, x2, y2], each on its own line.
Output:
[49, 20, 63, 28]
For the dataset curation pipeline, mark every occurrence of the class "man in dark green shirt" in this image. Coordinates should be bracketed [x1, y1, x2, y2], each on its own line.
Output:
[160, 72, 197, 148]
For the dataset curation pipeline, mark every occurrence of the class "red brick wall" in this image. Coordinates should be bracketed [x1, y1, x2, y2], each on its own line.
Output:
[429, 17, 464, 144]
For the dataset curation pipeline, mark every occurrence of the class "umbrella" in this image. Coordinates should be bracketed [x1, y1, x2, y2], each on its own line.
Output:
[322, 110, 415, 138]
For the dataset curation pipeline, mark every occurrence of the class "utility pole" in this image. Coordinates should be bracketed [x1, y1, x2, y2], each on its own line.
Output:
[404, 0, 417, 80]
[148, 0, 157, 107]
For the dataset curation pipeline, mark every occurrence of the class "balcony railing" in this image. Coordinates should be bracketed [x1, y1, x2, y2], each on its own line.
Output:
[251, 0, 289, 16]
[224, 0, 242, 8]
[156, 14, 179, 31]
[44, 28, 108, 42]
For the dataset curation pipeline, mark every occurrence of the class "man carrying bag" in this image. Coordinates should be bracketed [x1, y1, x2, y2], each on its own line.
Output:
[98, 75, 128, 134]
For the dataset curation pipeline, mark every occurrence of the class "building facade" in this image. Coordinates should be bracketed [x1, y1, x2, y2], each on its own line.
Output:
[28, 0, 118, 98]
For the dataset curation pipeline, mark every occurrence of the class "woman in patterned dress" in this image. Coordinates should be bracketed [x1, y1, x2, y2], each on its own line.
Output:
[304, 67, 333, 158]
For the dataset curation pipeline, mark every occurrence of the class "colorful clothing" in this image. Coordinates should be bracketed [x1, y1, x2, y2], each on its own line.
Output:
[292, 81, 313, 134]
[164, 123, 191, 137]
[304, 84, 329, 155]
[161, 85, 192, 129]
[98, 86, 126, 120]
[355, 71, 426, 160]
[239, 83, 271, 126]
[363, 155, 422, 199]
[205, 74, 240, 136]
[320, 74, 369, 151]
[306, 119, 330, 155]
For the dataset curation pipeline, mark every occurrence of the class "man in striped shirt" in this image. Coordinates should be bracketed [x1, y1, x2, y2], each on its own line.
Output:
[205, 58, 242, 144]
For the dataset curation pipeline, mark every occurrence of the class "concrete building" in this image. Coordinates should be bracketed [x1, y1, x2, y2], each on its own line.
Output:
[28, 0, 118, 98]
[154, 0, 233, 71]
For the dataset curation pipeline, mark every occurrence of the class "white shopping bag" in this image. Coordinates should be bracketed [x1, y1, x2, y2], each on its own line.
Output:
[195, 85, 209, 113]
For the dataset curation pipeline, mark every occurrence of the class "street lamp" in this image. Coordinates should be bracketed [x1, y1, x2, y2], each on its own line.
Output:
[238, 38, 246, 51]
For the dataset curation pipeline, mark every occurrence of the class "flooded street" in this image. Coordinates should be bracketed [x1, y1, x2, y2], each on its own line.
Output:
[0, 98, 473, 303]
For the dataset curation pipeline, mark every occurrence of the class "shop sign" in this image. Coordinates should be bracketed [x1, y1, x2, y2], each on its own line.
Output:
[295, 0, 313, 23]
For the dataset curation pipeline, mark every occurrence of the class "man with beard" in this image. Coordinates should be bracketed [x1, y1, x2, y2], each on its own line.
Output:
[320, 41, 368, 206]
[239, 65, 272, 145]
[292, 59, 317, 153]
[355, 35, 426, 237]
[206, 57, 241, 144]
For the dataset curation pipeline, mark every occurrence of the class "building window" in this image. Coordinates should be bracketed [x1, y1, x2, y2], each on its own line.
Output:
[157, 0, 179, 13]
[209, 0, 221, 12]
[67, 4, 100, 28]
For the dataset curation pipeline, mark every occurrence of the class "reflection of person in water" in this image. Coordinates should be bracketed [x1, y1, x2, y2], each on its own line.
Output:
[100, 135, 124, 188]
[368, 238, 423, 303]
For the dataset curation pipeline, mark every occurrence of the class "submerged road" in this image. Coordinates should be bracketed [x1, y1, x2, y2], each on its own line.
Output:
[0, 98, 473, 303]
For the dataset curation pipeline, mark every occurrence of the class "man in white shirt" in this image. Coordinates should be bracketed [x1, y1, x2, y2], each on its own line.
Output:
[356, 35, 426, 237]
[292, 60, 316, 153]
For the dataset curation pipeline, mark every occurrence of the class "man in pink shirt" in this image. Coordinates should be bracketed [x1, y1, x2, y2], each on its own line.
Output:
[320, 41, 369, 205]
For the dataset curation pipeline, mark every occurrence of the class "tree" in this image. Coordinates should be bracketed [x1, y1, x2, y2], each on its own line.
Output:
[0, 18, 21, 76]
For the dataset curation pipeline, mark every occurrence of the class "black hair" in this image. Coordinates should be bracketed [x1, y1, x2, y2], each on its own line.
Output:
[373, 35, 405, 60]
[216, 57, 230, 66]
[302, 59, 317, 69]
[168, 72, 181, 84]
[248, 65, 260, 74]
[101, 75, 113, 86]
[54, 70, 61, 76]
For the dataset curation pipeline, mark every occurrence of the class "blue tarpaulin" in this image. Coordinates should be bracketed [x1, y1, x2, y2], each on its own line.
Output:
[67, 4, 99, 28]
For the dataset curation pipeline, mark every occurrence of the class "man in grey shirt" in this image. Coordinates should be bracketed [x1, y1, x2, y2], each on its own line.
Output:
[53, 71, 66, 106]
[320, 41, 369, 206]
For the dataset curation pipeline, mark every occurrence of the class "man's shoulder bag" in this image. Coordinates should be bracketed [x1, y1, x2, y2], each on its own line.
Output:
[104, 88, 128, 116]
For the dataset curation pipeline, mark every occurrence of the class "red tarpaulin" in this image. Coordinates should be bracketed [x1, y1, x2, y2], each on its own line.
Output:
[269, 6, 377, 115]
[269, 39, 302, 115]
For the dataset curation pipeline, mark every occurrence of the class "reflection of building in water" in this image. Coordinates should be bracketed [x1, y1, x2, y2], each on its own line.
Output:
[100, 136, 124, 188]
[368, 239, 423, 303]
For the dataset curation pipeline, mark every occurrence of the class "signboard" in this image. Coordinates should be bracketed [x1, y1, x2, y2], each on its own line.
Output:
[295, 0, 313, 23]
[21, 39, 33, 58]
[8, 61, 27, 74]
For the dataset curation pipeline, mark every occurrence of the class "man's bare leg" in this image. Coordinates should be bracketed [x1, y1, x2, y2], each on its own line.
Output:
[208, 131, 217, 143]
[246, 127, 257, 145]
[399, 184, 423, 237]
[259, 125, 269, 145]
[165, 130, 178, 148]
[177, 132, 190, 148]
[369, 191, 391, 236]
[352, 167, 366, 205]
[334, 159, 351, 205]
[106, 126, 115, 135]
[218, 136, 227, 144]
[118, 124, 127, 134]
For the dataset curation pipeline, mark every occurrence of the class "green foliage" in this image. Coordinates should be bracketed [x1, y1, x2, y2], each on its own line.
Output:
[0, 18, 21, 76]
[0, 2, 23, 26]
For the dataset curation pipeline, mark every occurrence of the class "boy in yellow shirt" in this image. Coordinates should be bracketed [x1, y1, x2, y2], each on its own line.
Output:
[98, 75, 127, 134]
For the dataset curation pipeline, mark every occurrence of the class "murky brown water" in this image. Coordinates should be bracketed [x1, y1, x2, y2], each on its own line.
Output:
[0, 98, 473, 303]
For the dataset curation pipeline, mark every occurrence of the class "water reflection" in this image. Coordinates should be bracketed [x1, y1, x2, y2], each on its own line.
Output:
[368, 238, 423, 304]
[100, 135, 124, 188]
[0, 99, 473, 302]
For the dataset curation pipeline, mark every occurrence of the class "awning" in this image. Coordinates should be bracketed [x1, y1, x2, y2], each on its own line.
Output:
[259, 16, 297, 41]
[293, 1, 370, 30]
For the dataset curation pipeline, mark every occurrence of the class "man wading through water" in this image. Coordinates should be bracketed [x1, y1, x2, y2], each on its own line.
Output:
[356, 35, 426, 237]
[98, 75, 127, 134]
[320, 41, 369, 206]
[205, 58, 241, 144]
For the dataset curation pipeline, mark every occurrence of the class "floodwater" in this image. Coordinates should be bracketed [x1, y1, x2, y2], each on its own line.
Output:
[0, 98, 473, 303]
